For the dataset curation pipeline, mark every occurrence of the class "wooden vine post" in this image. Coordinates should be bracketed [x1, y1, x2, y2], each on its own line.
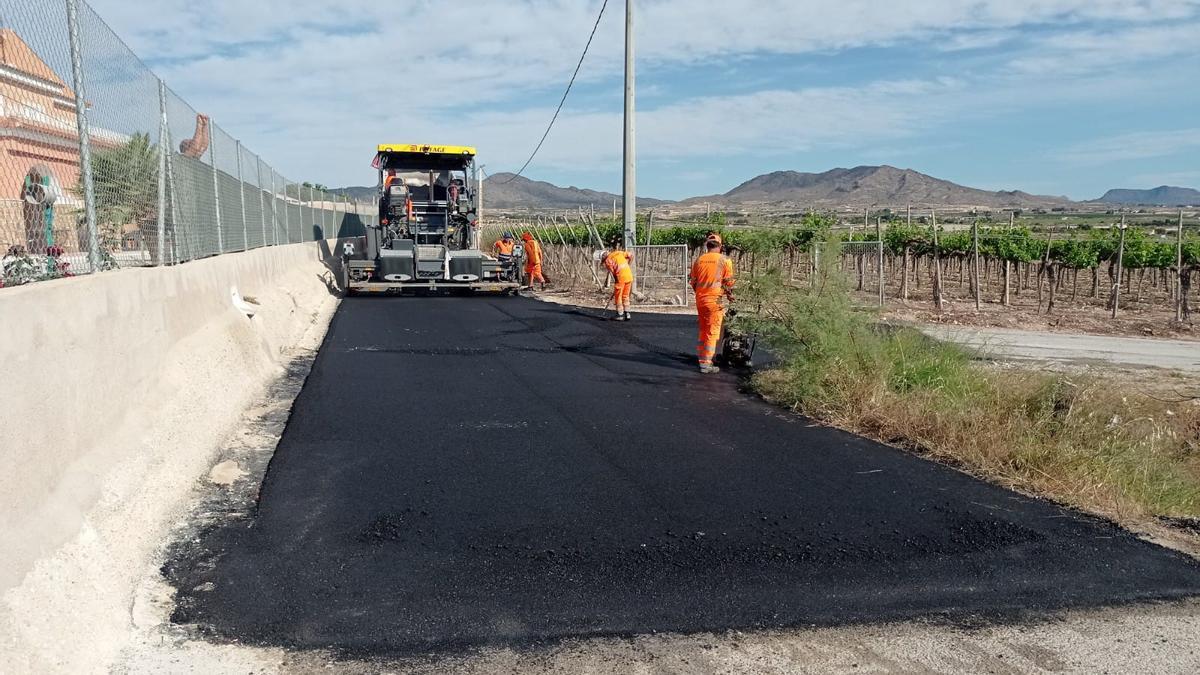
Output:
[932, 210, 944, 310]
[972, 218, 981, 310]
[1111, 214, 1127, 318]
[876, 216, 884, 308]
[1003, 210, 1013, 306]
[1039, 229, 1054, 314]
[1177, 210, 1185, 323]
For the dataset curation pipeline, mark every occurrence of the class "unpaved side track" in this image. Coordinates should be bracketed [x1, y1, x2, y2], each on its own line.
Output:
[166, 296, 1200, 657]
[923, 325, 1200, 372]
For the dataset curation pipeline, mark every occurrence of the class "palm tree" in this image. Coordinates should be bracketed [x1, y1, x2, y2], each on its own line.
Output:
[78, 132, 159, 263]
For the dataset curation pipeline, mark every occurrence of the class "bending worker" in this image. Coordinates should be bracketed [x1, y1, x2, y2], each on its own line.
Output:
[521, 232, 548, 289]
[602, 240, 635, 321]
[689, 238, 735, 374]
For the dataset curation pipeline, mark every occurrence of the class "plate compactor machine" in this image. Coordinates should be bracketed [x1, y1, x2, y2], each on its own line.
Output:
[342, 144, 520, 294]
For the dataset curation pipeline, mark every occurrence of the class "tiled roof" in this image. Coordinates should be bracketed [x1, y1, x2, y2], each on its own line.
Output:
[0, 28, 71, 96]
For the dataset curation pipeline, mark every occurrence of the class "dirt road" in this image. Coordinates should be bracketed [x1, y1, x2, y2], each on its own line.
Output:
[922, 325, 1200, 372]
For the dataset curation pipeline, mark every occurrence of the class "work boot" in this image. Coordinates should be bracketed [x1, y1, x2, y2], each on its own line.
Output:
[612, 311, 626, 321]
[699, 363, 720, 374]
[622, 312, 632, 321]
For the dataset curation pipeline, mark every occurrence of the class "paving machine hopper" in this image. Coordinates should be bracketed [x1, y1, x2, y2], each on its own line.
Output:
[342, 144, 520, 294]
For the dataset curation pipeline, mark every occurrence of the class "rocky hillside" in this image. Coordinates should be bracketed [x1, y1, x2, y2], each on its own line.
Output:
[481, 173, 671, 210]
[706, 166, 1069, 208]
[331, 173, 670, 210]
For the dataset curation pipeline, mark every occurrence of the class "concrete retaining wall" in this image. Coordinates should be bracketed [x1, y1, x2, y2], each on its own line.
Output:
[0, 240, 345, 672]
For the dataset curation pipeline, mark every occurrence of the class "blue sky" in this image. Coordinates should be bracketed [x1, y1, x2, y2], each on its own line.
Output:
[86, 0, 1200, 200]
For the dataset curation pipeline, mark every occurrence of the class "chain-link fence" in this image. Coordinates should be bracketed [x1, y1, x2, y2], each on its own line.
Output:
[0, 0, 376, 288]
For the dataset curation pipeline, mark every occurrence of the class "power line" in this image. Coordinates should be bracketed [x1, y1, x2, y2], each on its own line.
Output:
[499, 0, 609, 184]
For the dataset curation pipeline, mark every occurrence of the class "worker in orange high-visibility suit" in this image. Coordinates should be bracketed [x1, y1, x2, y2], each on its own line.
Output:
[521, 232, 548, 289]
[379, 169, 398, 226]
[689, 238, 735, 374]
[493, 232, 516, 260]
[602, 242, 636, 321]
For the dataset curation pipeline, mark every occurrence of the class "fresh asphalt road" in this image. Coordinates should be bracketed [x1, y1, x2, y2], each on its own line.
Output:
[169, 296, 1200, 656]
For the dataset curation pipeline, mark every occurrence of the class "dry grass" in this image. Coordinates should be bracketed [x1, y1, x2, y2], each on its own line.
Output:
[745, 264, 1200, 523]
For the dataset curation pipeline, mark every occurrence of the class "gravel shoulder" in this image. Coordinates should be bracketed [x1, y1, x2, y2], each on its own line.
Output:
[122, 599, 1200, 674]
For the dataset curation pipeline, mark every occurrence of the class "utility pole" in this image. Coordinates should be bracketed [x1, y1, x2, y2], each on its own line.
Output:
[622, 0, 636, 248]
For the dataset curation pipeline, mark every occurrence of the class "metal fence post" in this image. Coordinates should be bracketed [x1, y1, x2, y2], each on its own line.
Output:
[302, 183, 308, 240]
[257, 158, 267, 246]
[65, 0, 102, 272]
[165, 154, 182, 263]
[210, 129, 223, 253]
[323, 191, 331, 237]
[282, 177, 292, 243]
[236, 141, 248, 250]
[270, 171, 279, 246]
[155, 79, 168, 265]
[308, 185, 315, 236]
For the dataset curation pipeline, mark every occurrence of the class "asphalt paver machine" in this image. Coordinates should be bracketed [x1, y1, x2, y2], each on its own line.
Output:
[343, 144, 520, 293]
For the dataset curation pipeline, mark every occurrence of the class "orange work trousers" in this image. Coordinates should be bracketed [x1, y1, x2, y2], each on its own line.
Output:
[695, 295, 725, 365]
[526, 264, 546, 284]
[613, 280, 632, 307]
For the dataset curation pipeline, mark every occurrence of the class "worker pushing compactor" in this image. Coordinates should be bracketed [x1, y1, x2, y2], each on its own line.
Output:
[689, 238, 736, 374]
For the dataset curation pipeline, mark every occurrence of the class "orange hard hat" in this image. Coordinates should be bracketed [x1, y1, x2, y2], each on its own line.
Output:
[521, 232, 533, 241]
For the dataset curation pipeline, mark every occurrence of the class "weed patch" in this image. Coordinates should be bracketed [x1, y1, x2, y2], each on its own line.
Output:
[742, 256, 1200, 522]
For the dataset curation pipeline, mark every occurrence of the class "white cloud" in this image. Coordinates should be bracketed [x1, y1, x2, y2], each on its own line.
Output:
[1059, 129, 1200, 163]
[66, 0, 1200, 189]
[1127, 170, 1200, 187]
[1008, 22, 1200, 75]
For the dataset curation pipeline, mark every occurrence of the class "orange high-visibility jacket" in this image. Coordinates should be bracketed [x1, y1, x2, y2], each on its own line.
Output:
[494, 239, 516, 256]
[524, 240, 543, 266]
[689, 251, 734, 298]
[604, 250, 634, 283]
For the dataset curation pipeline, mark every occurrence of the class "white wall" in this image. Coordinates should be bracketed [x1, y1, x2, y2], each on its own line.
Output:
[0, 240, 344, 672]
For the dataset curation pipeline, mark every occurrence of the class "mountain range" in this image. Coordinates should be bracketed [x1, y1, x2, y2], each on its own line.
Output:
[1095, 186, 1200, 206]
[478, 172, 672, 210]
[332, 166, 1199, 210]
